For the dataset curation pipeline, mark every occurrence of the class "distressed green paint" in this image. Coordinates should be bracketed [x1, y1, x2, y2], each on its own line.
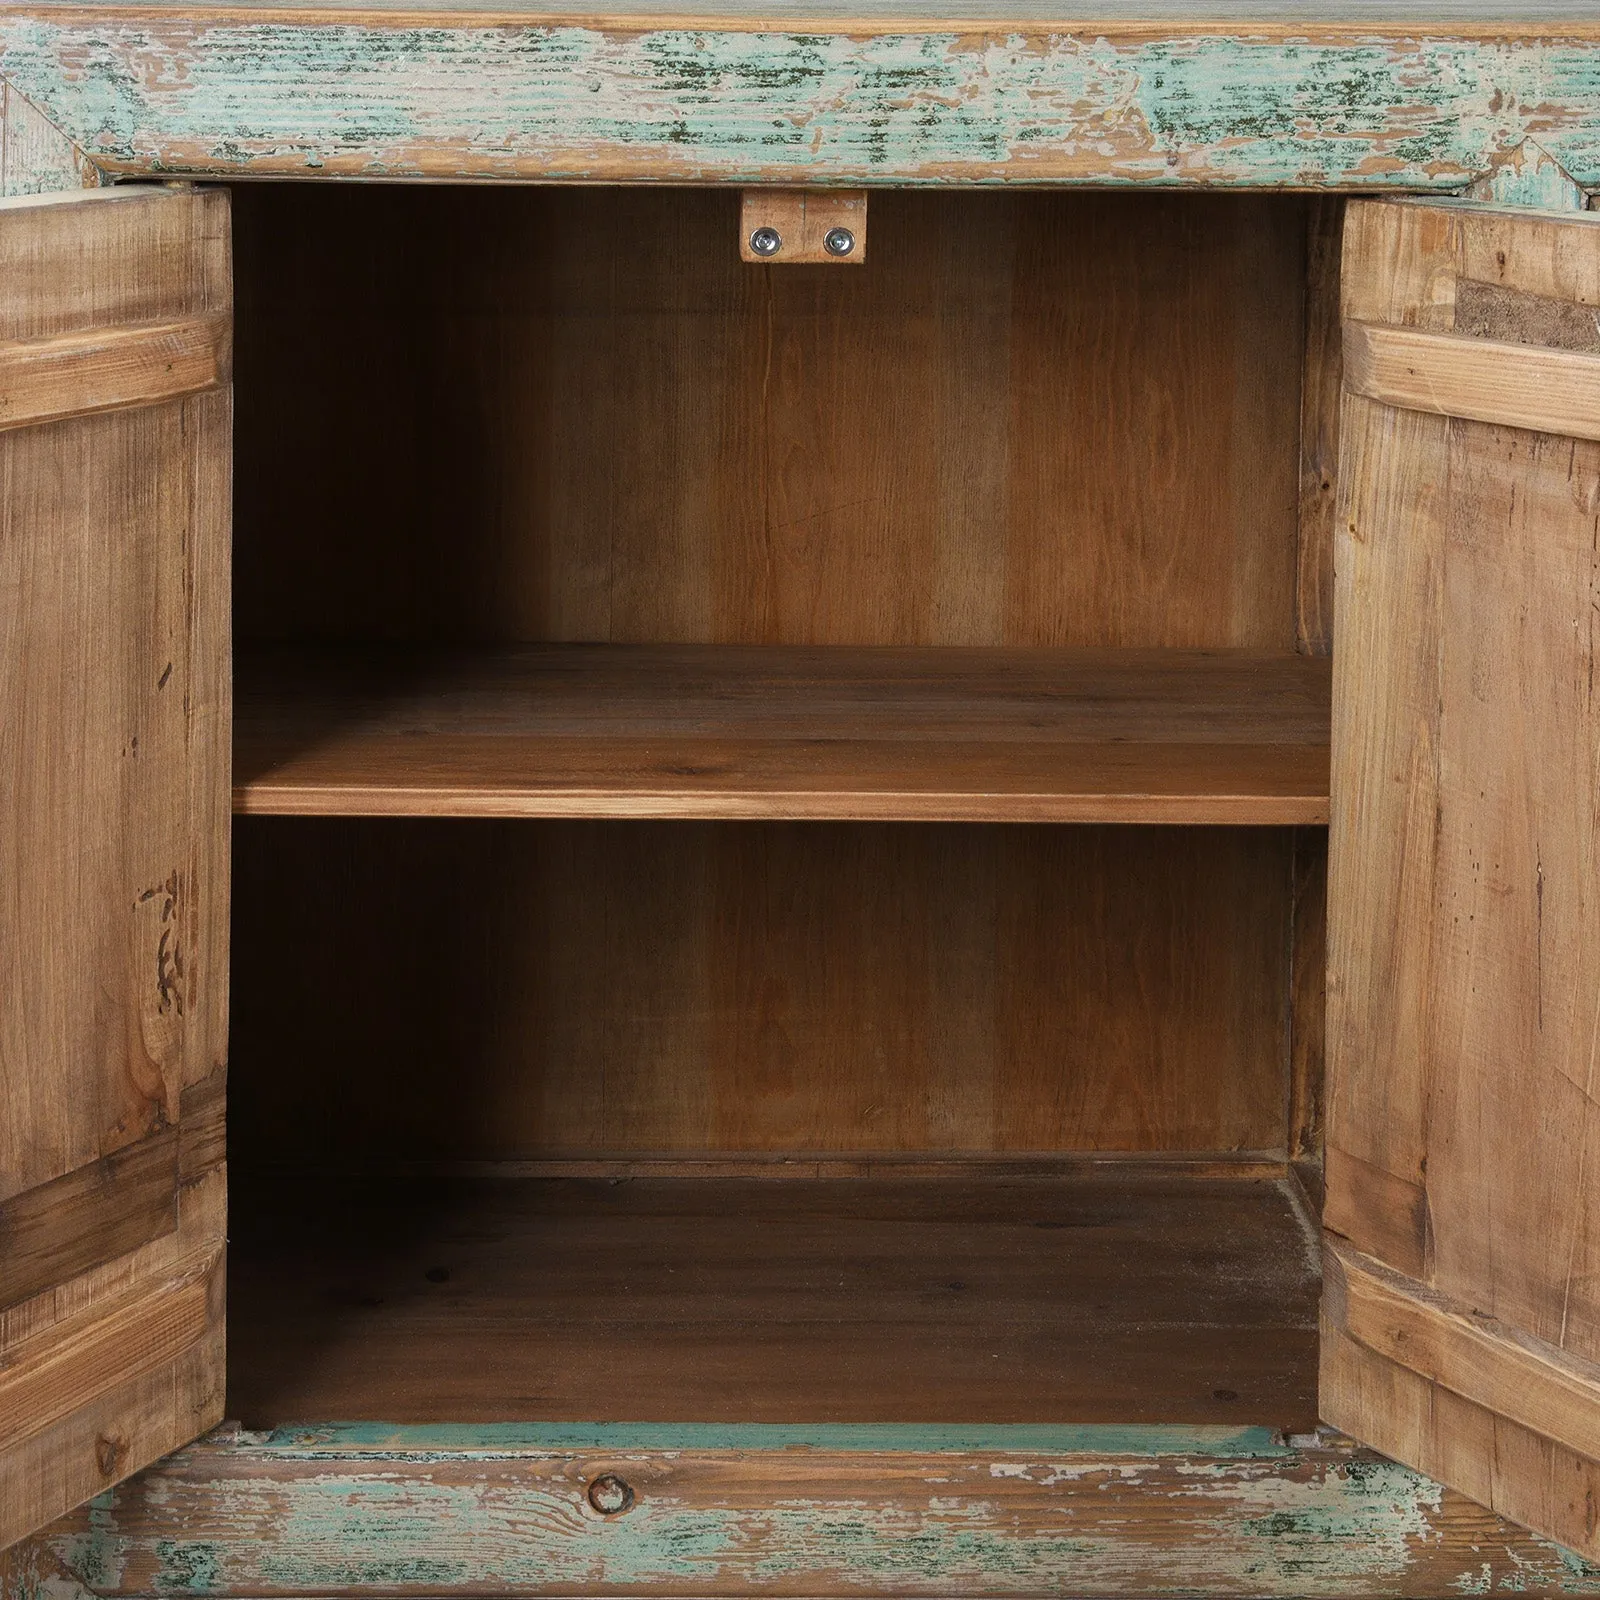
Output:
[1, 14, 1599, 186]
[15, 1432, 1600, 1599]
[1469, 136, 1592, 206]
[0, 81, 95, 194]
[251, 1421, 1293, 1455]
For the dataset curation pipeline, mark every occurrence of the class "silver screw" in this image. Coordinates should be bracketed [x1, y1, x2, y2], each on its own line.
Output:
[749, 226, 782, 258]
[823, 226, 856, 257]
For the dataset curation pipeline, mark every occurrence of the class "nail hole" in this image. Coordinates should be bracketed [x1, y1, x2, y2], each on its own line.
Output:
[588, 1473, 636, 1515]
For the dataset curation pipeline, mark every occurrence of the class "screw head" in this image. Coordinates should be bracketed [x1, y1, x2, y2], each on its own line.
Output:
[587, 1473, 636, 1516]
[749, 225, 782, 258]
[823, 226, 856, 257]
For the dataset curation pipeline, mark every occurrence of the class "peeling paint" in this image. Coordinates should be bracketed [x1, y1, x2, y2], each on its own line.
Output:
[17, 1430, 1600, 1598]
[0, 15, 1598, 187]
[249, 1421, 1294, 1455]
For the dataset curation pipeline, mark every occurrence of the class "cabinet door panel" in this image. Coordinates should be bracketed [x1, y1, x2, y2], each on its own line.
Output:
[0, 185, 230, 1549]
[1326, 197, 1600, 1559]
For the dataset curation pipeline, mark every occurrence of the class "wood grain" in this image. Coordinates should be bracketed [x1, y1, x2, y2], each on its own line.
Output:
[225, 1166, 1319, 1428]
[1327, 1239, 1600, 1470]
[4, 15, 1600, 191]
[0, 1171, 227, 1550]
[0, 1070, 225, 1311]
[224, 185, 1311, 1166]
[0, 185, 230, 1546]
[0, 1251, 217, 1452]
[1296, 197, 1342, 657]
[739, 189, 865, 263]
[0, 80, 97, 196]
[1287, 827, 1326, 1169]
[1325, 197, 1600, 1559]
[0, 313, 227, 432]
[1344, 319, 1600, 440]
[14, 1424, 1600, 1600]
[233, 644, 1330, 823]
[229, 820, 1296, 1161]
[14, 1, 1600, 23]
[231, 186, 1304, 654]
[1323, 1319, 1600, 1580]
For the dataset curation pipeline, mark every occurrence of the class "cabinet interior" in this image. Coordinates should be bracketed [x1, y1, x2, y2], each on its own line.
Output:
[225, 184, 1329, 1435]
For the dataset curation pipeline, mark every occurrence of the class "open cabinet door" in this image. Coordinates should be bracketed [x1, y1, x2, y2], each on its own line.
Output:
[1325, 197, 1600, 1558]
[0, 187, 230, 1547]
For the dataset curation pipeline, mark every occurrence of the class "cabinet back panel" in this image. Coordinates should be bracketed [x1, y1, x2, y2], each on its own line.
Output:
[231, 186, 1305, 650]
[229, 820, 1292, 1160]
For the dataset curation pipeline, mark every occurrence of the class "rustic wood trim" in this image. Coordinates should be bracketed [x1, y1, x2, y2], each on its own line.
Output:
[1322, 1313, 1600, 1571]
[0, 1136, 178, 1311]
[234, 1151, 1298, 1182]
[1464, 136, 1590, 210]
[0, 1071, 226, 1312]
[177, 1070, 228, 1188]
[1286, 828, 1327, 1169]
[1325, 1238, 1600, 1467]
[0, 313, 228, 432]
[0, 1250, 217, 1452]
[1, 17, 1599, 187]
[238, 1420, 1296, 1454]
[1343, 319, 1600, 440]
[1296, 197, 1341, 658]
[12, 1422, 1600, 1597]
[0, 77, 98, 195]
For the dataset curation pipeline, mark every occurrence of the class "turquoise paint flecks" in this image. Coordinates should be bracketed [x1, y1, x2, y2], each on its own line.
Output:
[151, 1540, 224, 1596]
[1472, 137, 1592, 207]
[0, 17, 1599, 187]
[251, 1420, 1293, 1456]
[38, 1450, 1600, 1598]
[53, 1489, 125, 1594]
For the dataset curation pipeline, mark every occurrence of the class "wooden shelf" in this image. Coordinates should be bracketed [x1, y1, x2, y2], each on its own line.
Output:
[226, 1163, 1321, 1429]
[234, 645, 1330, 823]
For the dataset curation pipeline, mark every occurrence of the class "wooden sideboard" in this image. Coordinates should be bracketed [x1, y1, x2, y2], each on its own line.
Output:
[2, 9, 1600, 1594]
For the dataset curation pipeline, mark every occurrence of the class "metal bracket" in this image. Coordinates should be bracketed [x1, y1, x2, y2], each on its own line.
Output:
[740, 189, 867, 264]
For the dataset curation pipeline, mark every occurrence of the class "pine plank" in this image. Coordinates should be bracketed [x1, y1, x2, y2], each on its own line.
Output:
[1325, 196, 1600, 1560]
[226, 1166, 1320, 1429]
[1344, 320, 1600, 441]
[0, 313, 227, 432]
[234, 645, 1330, 823]
[3, 15, 1600, 190]
[14, 1423, 1600, 1600]
[231, 821, 1298, 1160]
[232, 188, 1305, 657]
[0, 184, 231, 1547]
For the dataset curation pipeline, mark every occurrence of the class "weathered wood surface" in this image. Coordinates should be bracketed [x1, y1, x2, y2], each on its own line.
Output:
[1297, 196, 1343, 658]
[1344, 316, 1600, 440]
[0, 79, 95, 195]
[9, 1424, 1600, 1597]
[0, 184, 231, 1547]
[233, 187, 1305, 653]
[1327, 1239, 1600, 1470]
[1325, 197, 1600, 1560]
[231, 822, 1298, 1160]
[233, 645, 1331, 822]
[0, 313, 228, 432]
[0, 1072, 224, 1311]
[224, 1166, 1320, 1429]
[1, 14, 1600, 185]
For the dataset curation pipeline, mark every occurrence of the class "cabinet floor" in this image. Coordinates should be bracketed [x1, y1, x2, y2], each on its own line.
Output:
[227, 1166, 1320, 1431]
